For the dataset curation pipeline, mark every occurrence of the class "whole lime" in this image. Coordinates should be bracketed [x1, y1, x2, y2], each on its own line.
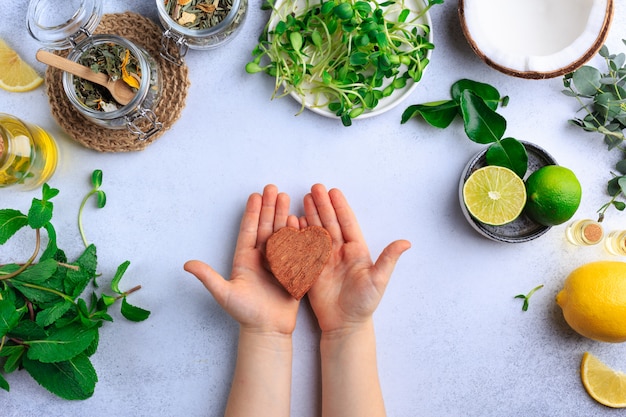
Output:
[524, 165, 581, 226]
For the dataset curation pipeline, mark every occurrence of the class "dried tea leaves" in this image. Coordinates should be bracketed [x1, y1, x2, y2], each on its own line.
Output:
[164, 0, 233, 29]
[73, 43, 142, 112]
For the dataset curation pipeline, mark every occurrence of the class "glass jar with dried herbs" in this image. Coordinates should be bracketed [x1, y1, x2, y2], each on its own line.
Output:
[156, 0, 248, 65]
[27, 0, 163, 140]
[61, 35, 162, 138]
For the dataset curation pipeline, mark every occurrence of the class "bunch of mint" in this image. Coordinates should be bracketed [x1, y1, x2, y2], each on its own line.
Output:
[0, 170, 149, 400]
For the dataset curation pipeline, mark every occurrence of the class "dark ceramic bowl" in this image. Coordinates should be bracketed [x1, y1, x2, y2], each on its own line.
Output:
[459, 141, 557, 243]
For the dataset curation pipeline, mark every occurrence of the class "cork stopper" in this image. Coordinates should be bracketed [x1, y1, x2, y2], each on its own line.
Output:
[583, 223, 603, 244]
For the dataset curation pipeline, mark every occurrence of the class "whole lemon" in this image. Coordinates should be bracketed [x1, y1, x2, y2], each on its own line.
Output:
[556, 261, 626, 343]
[524, 165, 581, 226]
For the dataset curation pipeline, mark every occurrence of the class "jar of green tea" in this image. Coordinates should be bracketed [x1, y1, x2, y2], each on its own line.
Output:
[27, 0, 163, 140]
[0, 113, 58, 190]
[156, 0, 248, 65]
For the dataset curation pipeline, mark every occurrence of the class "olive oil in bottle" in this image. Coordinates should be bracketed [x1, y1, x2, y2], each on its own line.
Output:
[0, 113, 58, 189]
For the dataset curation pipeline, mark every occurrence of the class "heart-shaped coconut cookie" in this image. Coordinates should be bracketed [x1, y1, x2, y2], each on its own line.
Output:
[266, 226, 332, 300]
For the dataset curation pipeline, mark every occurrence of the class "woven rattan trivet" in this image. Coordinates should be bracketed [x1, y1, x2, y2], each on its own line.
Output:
[45, 12, 190, 152]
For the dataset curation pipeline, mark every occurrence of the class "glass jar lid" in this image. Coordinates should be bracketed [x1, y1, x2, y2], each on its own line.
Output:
[27, 0, 103, 49]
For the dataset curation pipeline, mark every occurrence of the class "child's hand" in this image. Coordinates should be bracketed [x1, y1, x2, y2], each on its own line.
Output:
[185, 184, 300, 335]
[300, 184, 411, 334]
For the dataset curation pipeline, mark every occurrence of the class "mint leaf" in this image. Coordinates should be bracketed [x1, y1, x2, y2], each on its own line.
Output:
[40, 222, 59, 261]
[0, 209, 28, 244]
[8, 320, 47, 341]
[121, 298, 151, 322]
[3, 345, 26, 373]
[0, 372, 9, 392]
[111, 260, 130, 294]
[41, 184, 59, 201]
[27, 198, 53, 229]
[12, 258, 58, 284]
[65, 244, 97, 298]
[35, 301, 74, 328]
[84, 328, 100, 357]
[22, 354, 97, 400]
[26, 324, 98, 363]
[0, 297, 23, 338]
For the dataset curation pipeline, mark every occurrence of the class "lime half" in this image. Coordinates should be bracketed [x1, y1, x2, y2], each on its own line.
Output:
[463, 165, 526, 226]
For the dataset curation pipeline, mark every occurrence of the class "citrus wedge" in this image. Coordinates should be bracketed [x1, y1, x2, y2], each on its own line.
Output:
[0, 39, 43, 92]
[581, 352, 626, 408]
[462, 165, 526, 226]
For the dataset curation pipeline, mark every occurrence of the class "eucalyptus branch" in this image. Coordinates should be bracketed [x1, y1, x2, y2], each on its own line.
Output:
[562, 40, 626, 219]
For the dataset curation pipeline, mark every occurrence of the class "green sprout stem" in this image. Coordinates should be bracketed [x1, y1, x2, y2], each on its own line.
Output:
[515, 284, 544, 312]
[78, 190, 96, 248]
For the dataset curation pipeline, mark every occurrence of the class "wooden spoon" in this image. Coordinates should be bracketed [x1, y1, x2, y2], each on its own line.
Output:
[36, 49, 136, 106]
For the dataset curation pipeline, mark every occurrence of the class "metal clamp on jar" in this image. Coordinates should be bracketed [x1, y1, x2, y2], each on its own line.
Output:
[27, 0, 163, 141]
[156, 0, 248, 65]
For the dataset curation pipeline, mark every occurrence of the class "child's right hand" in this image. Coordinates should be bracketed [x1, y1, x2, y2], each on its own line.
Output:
[300, 184, 411, 335]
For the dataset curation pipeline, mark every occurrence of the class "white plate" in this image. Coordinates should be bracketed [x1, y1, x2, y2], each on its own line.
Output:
[267, 0, 434, 119]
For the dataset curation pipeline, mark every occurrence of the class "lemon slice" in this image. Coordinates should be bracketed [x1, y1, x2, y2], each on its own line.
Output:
[0, 39, 43, 92]
[581, 352, 626, 408]
[462, 165, 526, 226]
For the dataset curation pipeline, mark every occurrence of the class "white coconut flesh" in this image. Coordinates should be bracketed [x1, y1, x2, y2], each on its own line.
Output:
[459, 0, 613, 78]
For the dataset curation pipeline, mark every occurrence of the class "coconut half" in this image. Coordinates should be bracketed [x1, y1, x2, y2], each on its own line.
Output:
[458, 0, 614, 79]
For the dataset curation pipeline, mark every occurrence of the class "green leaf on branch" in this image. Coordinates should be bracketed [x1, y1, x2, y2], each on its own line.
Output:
[485, 138, 529, 178]
[563, 43, 626, 220]
[401, 100, 458, 127]
[451, 78, 502, 110]
[402, 78, 527, 177]
[460, 90, 506, 144]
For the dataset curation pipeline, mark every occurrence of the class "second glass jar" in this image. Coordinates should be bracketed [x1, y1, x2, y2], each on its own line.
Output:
[156, 0, 248, 64]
